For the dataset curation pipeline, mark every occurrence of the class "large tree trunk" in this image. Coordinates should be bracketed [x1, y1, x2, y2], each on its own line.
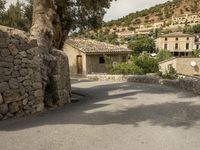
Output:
[30, 0, 71, 108]
[30, 0, 63, 50]
[30, 0, 55, 50]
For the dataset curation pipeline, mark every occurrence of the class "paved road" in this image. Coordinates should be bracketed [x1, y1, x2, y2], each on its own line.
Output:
[0, 81, 200, 150]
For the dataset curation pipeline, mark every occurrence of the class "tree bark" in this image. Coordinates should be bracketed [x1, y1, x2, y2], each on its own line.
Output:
[30, 0, 56, 51]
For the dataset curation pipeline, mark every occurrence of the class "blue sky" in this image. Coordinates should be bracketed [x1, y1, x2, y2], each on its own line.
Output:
[6, 0, 169, 22]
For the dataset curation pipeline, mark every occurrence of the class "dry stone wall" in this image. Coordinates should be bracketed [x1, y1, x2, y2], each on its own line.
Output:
[87, 74, 200, 95]
[0, 25, 71, 120]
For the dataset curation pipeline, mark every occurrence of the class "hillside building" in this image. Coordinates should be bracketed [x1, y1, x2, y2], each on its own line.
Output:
[172, 13, 200, 25]
[156, 32, 200, 57]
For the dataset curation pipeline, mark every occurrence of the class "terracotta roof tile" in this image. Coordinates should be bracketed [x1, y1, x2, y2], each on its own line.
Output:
[65, 38, 132, 54]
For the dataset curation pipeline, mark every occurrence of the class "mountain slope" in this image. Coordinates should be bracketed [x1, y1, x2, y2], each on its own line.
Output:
[105, 0, 200, 27]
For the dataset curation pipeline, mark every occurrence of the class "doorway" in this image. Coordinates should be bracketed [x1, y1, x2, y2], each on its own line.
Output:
[77, 55, 83, 74]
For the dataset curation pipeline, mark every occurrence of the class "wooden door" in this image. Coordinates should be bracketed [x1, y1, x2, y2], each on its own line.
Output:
[77, 55, 83, 74]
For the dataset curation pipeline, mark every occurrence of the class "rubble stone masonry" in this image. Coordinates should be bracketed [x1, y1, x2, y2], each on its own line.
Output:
[0, 25, 71, 120]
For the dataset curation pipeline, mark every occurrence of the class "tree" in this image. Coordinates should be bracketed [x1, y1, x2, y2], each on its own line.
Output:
[30, 0, 115, 50]
[0, 0, 6, 23]
[192, 24, 200, 34]
[128, 36, 156, 55]
[3, 1, 30, 31]
[0, 0, 5, 15]
[157, 49, 172, 62]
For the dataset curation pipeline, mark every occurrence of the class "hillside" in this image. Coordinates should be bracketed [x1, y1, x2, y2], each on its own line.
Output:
[105, 0, 200, 28]
[77, 0, 200, 45]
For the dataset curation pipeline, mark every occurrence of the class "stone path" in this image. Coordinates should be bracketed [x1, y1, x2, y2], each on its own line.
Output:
[0, 81, 200, 150]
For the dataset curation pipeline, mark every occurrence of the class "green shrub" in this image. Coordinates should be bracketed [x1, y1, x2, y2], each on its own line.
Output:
[157, 49, 172, 62]
[161, 65, 178, 80]
[192, 49, 200, 57]
[111, 62, 144, 75]
[133, 54, 159, 74]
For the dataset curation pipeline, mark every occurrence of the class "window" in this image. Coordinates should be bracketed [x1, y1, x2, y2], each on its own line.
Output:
[175, 43, 179, 50]
[99, 57, 105, 64]
[165, 37, 168, 41]
[164, 44, 168, 50]
[187, 37, 189, 40]
[197, 45, 199, 49]
[122, 56, 127, 62]
[176, 37, 179, 41]
[186, 43, 189, 50]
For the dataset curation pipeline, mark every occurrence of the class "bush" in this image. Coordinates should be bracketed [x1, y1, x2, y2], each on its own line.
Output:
[192, 49, 200, 57]
[111, 62, 144, 75]
[132, 54, 159, 74]
[157, 49, 172, 61]
[161, 65, 178, 80]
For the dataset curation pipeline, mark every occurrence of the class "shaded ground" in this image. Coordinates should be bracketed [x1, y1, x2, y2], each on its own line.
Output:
[0, 80, 200, 150]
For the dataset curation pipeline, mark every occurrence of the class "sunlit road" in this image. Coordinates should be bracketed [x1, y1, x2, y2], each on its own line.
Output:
[0, 80, 200, 150]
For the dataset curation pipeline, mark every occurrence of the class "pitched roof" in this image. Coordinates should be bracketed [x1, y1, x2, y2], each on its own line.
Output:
[65, 38, 132, 54]
[160, 32, 195, 37]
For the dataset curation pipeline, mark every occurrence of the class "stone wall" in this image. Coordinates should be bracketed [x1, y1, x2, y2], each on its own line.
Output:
[0, 25, 71, 120]
[87, 74, 200, 95]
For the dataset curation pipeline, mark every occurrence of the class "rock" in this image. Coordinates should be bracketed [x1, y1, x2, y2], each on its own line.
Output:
[8, 78, 19, 89]
[33, 72, 42, 82]
[34, 90, 44, 97]
[3, 90, 22, 103]
[4, 68, 13, 76]
[22, 98, 28, 105]
[19, 84, 26, 96]
[15, 110, 24, 117]
[1, 49, 10, 57]
[0, 82, 9, 93]
[14, 59, 21, 65]
[19, 51, 27, 57]
[12, 71, 20, 77]
[4, 56, 14, 63]
[0, 114, 3, 120]
[0, 104, 8, 115]
[23, 80, 32, 86]
[0, 94, 3, 104]
[20, 69, 28, 76]
[36, 103, 44, 112]
[8, 44, 19, 56]
[9, 102, 19, 114]
[33, 82, 43, 89]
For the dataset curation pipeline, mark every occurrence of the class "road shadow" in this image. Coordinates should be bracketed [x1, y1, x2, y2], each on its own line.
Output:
[0, 81, 199, 131]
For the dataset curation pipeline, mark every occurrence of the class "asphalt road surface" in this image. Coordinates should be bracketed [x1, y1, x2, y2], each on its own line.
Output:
[0, 80, 200, 150]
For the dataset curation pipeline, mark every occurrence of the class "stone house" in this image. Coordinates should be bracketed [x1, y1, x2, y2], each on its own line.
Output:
[159, 57, 200, 76]
[64, 39, 132, 77]
[155, 32, 200, 57]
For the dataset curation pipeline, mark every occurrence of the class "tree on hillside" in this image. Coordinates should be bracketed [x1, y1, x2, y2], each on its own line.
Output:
[30, 0, 115, 50]
[192, 24, 200, 34]
[128, 37, 156, 55]
[1, 0, 30, 31]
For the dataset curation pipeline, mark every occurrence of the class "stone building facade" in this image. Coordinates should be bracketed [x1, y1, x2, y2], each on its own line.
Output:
[64, 39, 132, 77]
[159, 57, 200, 76]
[0, 25, 71, 120]
[155, 32, 200, 57]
